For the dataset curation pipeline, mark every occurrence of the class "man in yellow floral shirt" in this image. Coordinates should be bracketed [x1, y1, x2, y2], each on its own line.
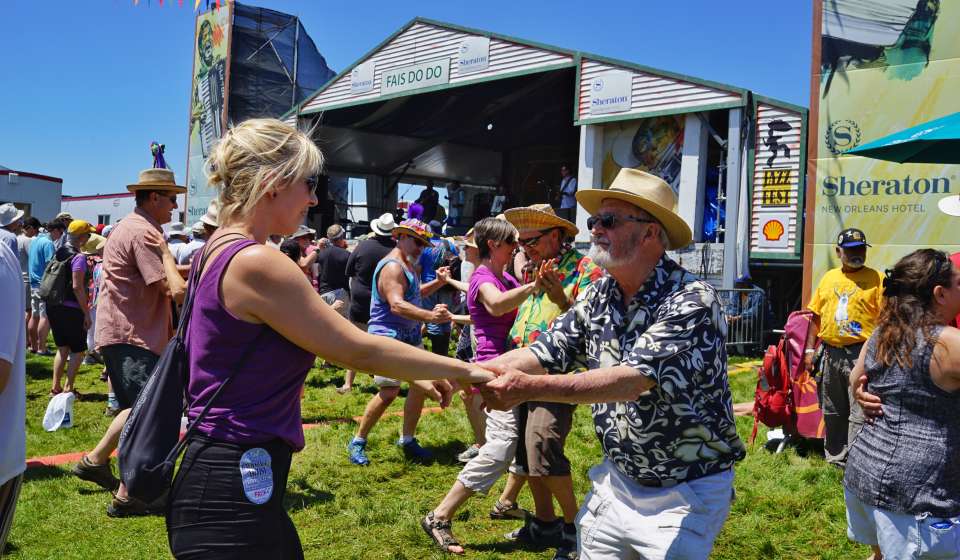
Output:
[502, 204, 602, 560]
[806, 228, 883, 468]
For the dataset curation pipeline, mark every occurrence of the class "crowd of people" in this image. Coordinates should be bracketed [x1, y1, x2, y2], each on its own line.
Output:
[1, 116, 958, 560]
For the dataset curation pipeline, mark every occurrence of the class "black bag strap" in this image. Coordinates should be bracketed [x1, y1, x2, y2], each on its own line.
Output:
[174, 233, 248, 341]
[163, 233, 265, 464]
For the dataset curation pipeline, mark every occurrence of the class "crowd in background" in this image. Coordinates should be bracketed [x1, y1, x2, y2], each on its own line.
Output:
[1, 116, 958, 560]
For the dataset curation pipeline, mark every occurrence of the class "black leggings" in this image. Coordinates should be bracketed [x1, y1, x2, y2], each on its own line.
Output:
[166, 436, 302, 559]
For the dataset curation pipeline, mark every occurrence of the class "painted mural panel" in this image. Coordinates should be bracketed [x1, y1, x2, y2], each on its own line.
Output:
[185, 6, 231, 223]
[811, 0, 960, 280]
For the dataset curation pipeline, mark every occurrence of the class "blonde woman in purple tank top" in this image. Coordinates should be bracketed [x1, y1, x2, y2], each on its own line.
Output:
[164, 118, 494, 560]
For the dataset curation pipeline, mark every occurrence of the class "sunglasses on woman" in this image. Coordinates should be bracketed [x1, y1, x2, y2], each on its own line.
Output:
[586, 213, 655, 231]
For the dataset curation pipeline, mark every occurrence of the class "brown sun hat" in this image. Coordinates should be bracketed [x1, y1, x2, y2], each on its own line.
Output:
[504, 203, 578, 237]
[127, 168, 187, 194]
[576, 169, 692, 249]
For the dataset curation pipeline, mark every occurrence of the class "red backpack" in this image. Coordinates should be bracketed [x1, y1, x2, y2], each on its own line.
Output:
[750, 339, 793, 444]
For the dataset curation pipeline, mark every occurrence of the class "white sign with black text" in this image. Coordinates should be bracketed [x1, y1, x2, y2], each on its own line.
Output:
[381, 59, 450, 96]
[350, 61, 376, 94]
[589, 71, 633, 115]
[458, 36, 490, 75]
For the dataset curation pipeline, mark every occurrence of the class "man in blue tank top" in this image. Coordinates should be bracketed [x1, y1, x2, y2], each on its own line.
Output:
[347, 219, 453, 466]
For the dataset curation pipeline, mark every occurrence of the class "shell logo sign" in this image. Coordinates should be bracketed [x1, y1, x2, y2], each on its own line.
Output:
[757, 212, 792, 250]
[762, 219, 785, 241]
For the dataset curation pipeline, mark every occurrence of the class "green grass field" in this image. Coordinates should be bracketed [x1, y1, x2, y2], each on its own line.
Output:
[6, 352, 869, 559]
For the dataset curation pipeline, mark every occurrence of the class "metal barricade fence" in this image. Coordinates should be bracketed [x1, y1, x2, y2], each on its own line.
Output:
[716, 288, 767, 354]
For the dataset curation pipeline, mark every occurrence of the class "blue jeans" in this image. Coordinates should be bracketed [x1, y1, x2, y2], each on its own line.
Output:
[845, 487, 960, 559]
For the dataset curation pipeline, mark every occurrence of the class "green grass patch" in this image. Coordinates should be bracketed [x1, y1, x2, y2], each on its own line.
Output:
[8, 353, 867, 559]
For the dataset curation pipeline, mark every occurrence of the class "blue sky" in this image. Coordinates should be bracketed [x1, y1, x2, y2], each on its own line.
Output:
[1, 0, 812, 196]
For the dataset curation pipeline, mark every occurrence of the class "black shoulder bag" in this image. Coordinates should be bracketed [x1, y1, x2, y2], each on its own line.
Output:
[118, 234, 258, 503]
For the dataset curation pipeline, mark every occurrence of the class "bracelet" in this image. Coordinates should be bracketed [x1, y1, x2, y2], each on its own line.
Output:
[804, 349, 816, 355]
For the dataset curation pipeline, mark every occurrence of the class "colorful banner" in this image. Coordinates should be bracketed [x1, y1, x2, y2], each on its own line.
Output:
[600, 115, 684, 191]
[185, 5, 230, 223]
[810, 0, 960, 281]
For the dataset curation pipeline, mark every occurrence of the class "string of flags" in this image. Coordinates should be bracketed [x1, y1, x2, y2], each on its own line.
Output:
[131, 0, 222, 10]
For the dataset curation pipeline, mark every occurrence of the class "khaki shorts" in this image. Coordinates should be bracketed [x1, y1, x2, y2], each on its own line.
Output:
[321, 289, 350, 319]
[517, 401, 576, 477]
[373, 341, 424, 388]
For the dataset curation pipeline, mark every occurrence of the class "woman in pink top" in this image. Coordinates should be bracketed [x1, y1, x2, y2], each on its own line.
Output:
[425, 217, 537, 554]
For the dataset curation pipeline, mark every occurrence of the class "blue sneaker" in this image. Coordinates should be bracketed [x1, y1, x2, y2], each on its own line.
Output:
[347, 439, 370, 466]
[399, 438, 433, 462]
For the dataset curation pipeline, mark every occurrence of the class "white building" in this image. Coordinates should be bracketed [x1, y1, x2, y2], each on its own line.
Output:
[60, 192, 187, 226]
[0, 165, 63, 222]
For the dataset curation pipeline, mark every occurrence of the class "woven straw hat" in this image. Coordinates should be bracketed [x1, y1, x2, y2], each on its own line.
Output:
[576, 169, 692, 249]
[503, 203, 578, 237]
[80, 233, 107, 255]
[127, 168, 187, 193]
[393, 218, 433, 245]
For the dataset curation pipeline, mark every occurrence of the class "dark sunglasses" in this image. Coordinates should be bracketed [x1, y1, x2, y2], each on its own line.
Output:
[399, 234, 429, 248]
[151, 191, 178, 204]
[586, 213, 655, 231]
[518, 228, 555, 248]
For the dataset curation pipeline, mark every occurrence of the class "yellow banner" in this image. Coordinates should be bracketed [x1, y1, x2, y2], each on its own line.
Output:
[812, 0, 960, 280]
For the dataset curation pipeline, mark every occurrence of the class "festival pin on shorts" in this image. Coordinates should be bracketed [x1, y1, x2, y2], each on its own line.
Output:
[240, 447, 274, 505]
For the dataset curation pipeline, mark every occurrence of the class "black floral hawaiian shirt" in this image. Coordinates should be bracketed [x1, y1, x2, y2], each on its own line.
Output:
[529, 254, 746, 485]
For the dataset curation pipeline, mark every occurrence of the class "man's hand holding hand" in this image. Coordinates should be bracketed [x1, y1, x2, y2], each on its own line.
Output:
[853, 373, 882, 422]
[477, 364, 535, 410]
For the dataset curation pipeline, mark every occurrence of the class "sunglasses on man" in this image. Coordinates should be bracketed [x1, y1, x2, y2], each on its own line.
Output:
[586, 213, 655, 231]
[518, 228, 556, 248]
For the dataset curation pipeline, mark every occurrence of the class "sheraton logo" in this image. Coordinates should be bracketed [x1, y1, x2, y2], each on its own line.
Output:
[822, 174, 951, 197]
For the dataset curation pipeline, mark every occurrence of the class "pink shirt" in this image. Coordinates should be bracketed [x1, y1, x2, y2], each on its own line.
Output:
[94, 208, 172, 355]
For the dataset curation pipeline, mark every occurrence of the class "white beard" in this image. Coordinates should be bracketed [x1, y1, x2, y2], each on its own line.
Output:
[588, 243, 628, 269]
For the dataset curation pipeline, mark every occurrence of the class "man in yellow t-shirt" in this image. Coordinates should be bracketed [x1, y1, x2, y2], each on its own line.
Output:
[805, 228, 883, 468]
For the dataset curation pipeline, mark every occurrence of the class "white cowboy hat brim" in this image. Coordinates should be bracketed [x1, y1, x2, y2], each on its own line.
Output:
[0, 208, 25, 228]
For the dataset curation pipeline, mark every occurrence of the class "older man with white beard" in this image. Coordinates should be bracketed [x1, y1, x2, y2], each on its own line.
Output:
[479, 169, 745, 560]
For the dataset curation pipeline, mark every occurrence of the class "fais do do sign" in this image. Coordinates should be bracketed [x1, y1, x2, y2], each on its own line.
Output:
[381, 59, 450, 95]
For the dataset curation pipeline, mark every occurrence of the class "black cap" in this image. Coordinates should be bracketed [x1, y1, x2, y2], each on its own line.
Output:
[837, 228, 870, 248]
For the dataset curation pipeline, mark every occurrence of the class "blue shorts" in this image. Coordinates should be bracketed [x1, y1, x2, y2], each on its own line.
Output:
[845, 487, 960, 559]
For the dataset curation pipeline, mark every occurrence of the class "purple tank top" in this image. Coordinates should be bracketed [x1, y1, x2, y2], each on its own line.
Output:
[186, 239, 315, 450]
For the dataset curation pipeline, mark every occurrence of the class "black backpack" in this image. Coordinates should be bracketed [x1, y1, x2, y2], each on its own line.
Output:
[117, 234, 258, 503]
[37, 246, 76, 305]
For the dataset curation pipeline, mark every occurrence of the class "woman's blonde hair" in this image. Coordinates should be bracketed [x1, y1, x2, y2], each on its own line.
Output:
[206, 118, 323, 225]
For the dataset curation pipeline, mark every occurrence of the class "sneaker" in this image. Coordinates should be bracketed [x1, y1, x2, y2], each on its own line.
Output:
[71, 456, 120, 492]
[552, 524, 578, 560]
[347, 440, 370, 466]
[505, 517, 563, 548]
[399, 438, 433, 462]
[457, 445, 480, 464]
[106, 491, 167, 518]
[83, 356, 98, 366]
[104, 406, 121, 417]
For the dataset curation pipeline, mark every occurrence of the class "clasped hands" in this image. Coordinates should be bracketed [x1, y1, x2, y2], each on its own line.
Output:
[416, 363, 532, 412]
[532, 259, 568, 309]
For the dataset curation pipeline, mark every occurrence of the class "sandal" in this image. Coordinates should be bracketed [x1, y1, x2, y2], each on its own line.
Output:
[49, 388, 62, 397]
[490, 499, 528, 520]
[421, 512, 463, 554]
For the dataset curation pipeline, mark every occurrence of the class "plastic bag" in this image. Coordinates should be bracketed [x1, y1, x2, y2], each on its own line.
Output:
[43, 392, 76, 431]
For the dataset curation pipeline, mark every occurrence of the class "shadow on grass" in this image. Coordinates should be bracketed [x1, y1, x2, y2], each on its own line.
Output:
[284, 477, 334, 513]
[414, 440, 470, 467]
[23, 465, 70, 483]
[469, 540, 547, 554]
[25, 358, 52, 381]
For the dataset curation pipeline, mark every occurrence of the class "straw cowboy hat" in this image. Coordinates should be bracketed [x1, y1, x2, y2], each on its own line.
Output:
[576, 169, 692, 249]
[80, 233, 107, 255]
[200, 200, 219, 227]
[127, 168, 187, 194]
[463, 227, 477, 249]
[393, 218, 433, 245]
[370, 212, 397, 237]
[504, 203, 578, 237]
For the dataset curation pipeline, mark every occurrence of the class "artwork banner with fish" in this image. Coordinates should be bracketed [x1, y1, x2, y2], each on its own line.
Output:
[810, 0, 960, 281]
[600, 116, 684, 191]
[185, 5, 232, 224]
